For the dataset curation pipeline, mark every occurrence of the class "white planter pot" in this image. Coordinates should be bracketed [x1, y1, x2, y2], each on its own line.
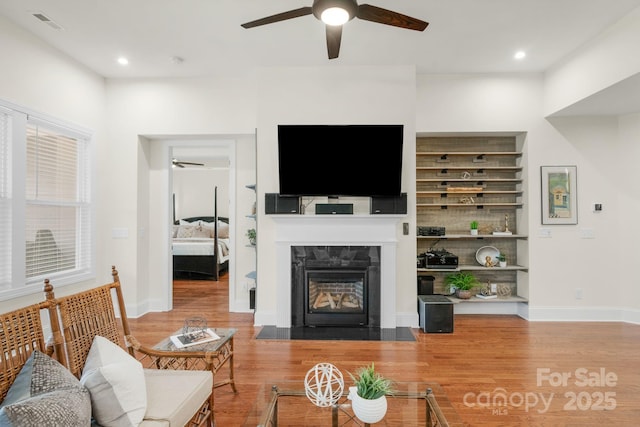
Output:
[348, 386, 387, 424]
[499, 261, 506, 268]
[470, 229, 478, 235]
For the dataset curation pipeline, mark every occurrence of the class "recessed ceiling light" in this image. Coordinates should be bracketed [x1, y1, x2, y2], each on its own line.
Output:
[514, 51, 526, 60]
[117, 57, 129, 66]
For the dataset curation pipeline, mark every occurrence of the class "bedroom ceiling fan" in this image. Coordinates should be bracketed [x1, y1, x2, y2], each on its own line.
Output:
[172, 158, 205, 168]
[241, 0, 428, 59]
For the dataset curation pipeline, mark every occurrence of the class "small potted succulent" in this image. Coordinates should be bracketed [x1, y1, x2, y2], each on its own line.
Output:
[445, 271, 479, 299]
[497, 253, 507, 268]
[470, 220, 479, 235]
[348, 363, 393, 423]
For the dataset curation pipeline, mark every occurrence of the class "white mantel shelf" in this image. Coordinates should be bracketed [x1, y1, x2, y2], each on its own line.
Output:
[269, 214, 404, 328]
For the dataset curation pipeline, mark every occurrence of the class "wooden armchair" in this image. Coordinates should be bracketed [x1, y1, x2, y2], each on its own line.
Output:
[45, 266, 215, 427]
[0, 300, 52, 402]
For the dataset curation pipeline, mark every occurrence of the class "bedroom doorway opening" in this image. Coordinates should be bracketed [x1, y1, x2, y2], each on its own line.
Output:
[171, 145, 232, 296]
[147, 134, 255, 316]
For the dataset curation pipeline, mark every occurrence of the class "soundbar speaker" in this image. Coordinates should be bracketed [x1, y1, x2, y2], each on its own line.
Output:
[370, 193, 407, 214]
[315, 204, 353, 215]
[265, 193, 300, 214]
[418, 295, 453, 333]
[417, 276, 435, 295]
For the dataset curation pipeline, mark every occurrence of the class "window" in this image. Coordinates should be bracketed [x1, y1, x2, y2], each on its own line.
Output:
[0, 108, 10, 287]
[0, 101, 94, 299]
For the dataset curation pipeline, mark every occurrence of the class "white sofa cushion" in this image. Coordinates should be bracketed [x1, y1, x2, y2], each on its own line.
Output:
[140, 369, 213, 427]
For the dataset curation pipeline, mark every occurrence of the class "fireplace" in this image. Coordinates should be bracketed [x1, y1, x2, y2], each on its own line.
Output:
[291, 246, 380, 328]
[264, 215, 400, 329]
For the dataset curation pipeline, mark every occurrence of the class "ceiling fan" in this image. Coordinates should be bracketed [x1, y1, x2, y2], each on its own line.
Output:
[241, 0, 428, 59]
[172, 158, 205, 168]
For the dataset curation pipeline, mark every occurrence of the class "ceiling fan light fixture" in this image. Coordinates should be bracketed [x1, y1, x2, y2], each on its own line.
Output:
[321, 7, 350, 25]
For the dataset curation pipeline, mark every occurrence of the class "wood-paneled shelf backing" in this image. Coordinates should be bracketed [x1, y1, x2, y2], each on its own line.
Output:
[415, 135, 527, 303]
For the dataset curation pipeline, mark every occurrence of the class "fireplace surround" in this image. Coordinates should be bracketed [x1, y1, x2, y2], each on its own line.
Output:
[269, 215, 401, 329]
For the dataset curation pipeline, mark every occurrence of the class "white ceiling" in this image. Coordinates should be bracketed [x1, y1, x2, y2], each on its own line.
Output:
[2, 0, 640, 78]
[1, 0, 639, 115]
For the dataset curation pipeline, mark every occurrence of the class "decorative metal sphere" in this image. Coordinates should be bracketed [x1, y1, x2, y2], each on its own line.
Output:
[304, 363, 344, 407]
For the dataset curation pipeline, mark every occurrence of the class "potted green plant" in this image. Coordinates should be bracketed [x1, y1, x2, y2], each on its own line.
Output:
[470, 220, 479, 235]
[497, 253, 507, 268]
[348, 363, 393, 423]
[445, 271, 479, 299]
[246, 228, 256, 246]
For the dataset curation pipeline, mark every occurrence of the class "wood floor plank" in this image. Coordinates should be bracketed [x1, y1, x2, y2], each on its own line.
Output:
[126, 275, 640, 426]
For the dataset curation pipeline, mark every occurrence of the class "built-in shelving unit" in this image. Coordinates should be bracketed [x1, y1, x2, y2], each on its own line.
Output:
[416, 136, 528, 308]
[246, 184, 256, 310]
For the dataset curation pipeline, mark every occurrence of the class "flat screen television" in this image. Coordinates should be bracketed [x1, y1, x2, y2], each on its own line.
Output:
[278, 124, 403, 197]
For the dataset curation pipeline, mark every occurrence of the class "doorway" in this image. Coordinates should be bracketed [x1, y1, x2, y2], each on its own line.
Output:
[146, 134, 255, 315]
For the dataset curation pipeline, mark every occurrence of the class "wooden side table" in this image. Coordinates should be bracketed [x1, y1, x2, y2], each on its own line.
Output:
[141, 327, 238, 408]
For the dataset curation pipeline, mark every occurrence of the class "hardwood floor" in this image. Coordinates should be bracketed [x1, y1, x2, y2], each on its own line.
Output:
[127, 275, 640, 426]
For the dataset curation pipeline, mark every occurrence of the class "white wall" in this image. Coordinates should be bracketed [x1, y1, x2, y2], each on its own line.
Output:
[0, 15, 106, 311]
[254, 65, 418, 326]
[105, 77, 257, 314]
[173, 168, 230, 220]
[544, 6, 640, 116]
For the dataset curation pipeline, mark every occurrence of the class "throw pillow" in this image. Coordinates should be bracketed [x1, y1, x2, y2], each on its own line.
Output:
[80, 335, 147, 427]
[0, 350, 92, 426]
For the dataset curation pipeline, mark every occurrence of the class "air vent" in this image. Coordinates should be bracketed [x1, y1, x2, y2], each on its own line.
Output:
[32, 12, 63, 30]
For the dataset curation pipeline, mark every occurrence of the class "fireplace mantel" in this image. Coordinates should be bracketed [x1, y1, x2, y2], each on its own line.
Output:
[271, 215, 403, 328]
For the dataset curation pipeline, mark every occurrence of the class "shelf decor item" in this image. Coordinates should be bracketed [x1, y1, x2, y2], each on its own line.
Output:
[541, 165, 577, 225]
[497, 253, 507, 268]
[475, 246, 500, 266]
[470, 220, 479, 235]
[445, 271, 479, 299]
[348, 363, 393, 424]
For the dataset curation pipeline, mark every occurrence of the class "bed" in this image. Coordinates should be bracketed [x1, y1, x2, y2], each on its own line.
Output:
[172, 215, 230, 280]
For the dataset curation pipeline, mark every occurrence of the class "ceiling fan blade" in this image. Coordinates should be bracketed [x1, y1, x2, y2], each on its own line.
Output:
[357, 4, 428, 31]
[241, 6, 313, 29]
[177, 161, 205, 166]
[326, 25, 343, 59]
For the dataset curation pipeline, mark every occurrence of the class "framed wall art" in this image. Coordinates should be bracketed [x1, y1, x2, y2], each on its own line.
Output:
[541, 165, 577, 224]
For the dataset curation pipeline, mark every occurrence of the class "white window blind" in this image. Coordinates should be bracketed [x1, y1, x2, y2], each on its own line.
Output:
[0, 109, 10, 288]
[24, 120, 91, 281]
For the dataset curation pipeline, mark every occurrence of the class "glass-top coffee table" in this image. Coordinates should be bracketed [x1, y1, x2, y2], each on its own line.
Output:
[244, 380, 463, 426]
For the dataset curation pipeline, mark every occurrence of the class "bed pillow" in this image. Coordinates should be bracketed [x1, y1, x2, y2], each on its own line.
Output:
[0, 350, 92, 427]
[176, 225, 195, 238]
[192, 225, 212, 238]
[80, 336, 147, 427]
[218, 221, 229, 239]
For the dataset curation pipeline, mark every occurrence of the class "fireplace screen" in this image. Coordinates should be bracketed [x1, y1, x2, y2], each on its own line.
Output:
[290, 245, 380, 328]
[305, 270, 367, 326]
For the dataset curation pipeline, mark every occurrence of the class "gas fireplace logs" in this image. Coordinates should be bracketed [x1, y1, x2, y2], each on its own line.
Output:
[312, 292, 360, 310]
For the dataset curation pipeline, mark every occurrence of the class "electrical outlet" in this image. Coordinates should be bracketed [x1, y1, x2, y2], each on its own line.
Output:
[575, 288, 583, 300]
[491, 283, 497, 293]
